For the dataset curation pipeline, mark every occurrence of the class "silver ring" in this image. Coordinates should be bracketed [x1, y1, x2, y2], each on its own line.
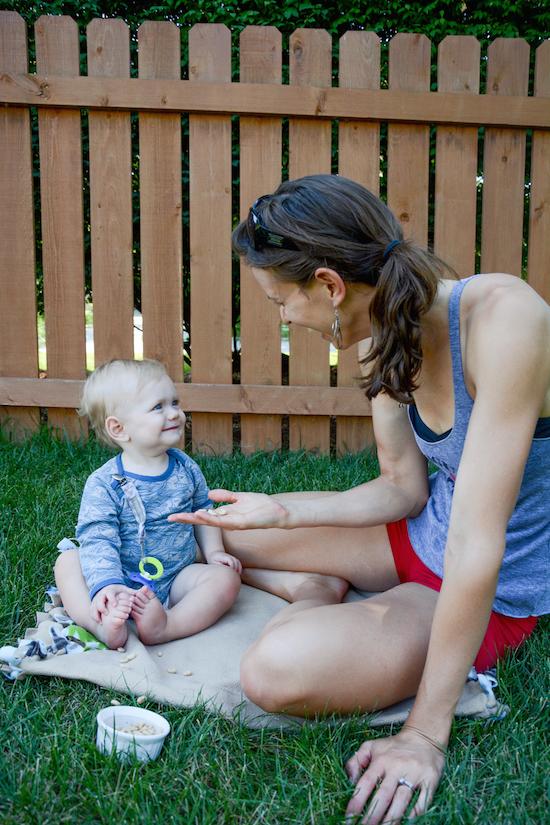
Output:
[397, 777, 415, 791]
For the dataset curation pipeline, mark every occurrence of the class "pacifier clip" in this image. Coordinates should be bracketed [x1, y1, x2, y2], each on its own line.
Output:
[112, 475, 164, 591]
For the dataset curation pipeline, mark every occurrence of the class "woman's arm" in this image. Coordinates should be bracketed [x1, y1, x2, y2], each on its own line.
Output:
[346, 285, 550, 823]
[405, 288, 550, 740]
[169, 394, 429, 531]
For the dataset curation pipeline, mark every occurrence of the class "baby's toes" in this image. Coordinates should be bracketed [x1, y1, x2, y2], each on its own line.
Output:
[134, 585, 156, 607]
[114, 596, 134, 617]
[139, 585, 156, 600]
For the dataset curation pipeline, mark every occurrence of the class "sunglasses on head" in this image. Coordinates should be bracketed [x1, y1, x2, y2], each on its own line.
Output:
[247, 196, 299, 251]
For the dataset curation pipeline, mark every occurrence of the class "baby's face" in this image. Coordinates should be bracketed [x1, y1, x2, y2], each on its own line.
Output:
[115, 374, 186, 453]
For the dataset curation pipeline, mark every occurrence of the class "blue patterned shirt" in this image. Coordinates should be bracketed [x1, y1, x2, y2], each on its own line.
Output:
[77, 449, 211, 603]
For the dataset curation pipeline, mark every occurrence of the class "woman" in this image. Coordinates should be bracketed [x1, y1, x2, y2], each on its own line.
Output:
[171, 175, 550, 823]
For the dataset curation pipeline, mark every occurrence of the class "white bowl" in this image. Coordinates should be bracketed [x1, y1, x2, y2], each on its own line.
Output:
[96, 705, 170, 762]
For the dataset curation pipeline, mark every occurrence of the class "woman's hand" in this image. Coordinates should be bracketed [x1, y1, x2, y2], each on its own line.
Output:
[168, 489, 290, 531]
[345, 727, 446, 824]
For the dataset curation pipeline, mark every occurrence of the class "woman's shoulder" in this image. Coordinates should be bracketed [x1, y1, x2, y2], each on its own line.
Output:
[463, 274, 550, 401]
[464, 272, 548, 315]
[464, 273, 550, 342]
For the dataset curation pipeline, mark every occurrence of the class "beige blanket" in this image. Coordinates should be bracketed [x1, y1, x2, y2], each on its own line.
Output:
[13, 585, 508, 728]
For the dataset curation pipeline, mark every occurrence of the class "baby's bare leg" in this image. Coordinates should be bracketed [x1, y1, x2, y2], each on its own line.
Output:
[130, 564, 240, 645]
[54, 550, 132, 649]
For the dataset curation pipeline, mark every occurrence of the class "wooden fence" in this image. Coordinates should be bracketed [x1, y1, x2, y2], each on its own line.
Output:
[1, 12, 549, 454]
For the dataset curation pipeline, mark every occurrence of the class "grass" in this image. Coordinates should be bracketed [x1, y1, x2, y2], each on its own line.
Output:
[0, 431, 548, 824]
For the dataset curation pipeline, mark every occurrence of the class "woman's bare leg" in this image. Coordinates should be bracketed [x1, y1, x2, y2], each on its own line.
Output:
[222, 492, 399, 600]
[221, 491, 426, 715]
[240, 582, 439, 715]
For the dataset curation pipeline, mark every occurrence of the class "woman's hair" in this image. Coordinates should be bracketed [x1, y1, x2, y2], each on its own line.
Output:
[79, 358, 168, 448]
[232, 174, 454, 403]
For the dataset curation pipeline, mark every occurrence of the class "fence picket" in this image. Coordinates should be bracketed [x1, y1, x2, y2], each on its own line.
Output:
[435, 37, 480, 276]
[388, 34, 431, 246]
[527, 41, 550, 303]
[0, 20, 548, 455]
[0, 11, 39, 438]
[189, 24, 233, 454]
[288, 29, 332, 452]
[239, 26, 283, 453]
[336, 31, 380, 454]
[138, 22, 183, 383]
[35, 15, 86, 438]
[481, 39, 530, 276]
[88, 19, 134, 367]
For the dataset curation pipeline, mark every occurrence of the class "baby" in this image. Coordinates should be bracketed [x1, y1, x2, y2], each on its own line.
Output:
[54, 358, 241, 650]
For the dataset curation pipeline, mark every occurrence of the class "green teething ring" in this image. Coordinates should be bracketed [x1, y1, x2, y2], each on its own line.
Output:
[139, 556, 164, 580]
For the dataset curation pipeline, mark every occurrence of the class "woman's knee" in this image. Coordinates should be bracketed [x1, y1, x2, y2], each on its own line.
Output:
[240, 634, 299, 713]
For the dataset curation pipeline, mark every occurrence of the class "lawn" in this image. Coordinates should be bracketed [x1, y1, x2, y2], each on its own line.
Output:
[0, 431, 547, 824]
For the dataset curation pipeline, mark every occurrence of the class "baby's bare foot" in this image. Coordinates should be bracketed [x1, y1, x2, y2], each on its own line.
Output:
[130, 586, 168, 645]
[99, 593, 133, 649]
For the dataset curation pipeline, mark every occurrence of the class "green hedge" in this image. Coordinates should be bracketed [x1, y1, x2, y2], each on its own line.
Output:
[6, 0, 550, 47]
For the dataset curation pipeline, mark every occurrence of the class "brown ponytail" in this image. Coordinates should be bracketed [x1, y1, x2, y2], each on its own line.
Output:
[233, 174, 455, 404]
[362, 241, 447, 403]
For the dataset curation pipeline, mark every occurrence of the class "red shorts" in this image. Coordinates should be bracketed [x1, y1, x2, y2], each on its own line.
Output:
[386, 518, 538, 672]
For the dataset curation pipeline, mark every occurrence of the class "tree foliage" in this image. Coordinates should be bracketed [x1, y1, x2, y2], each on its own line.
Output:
[5, 0, 550, 48]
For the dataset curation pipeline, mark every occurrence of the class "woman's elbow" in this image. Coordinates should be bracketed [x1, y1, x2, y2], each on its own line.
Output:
[408, 493, 428, 518]
[380, 464, 429, 518]
[401, 477, 429, 518]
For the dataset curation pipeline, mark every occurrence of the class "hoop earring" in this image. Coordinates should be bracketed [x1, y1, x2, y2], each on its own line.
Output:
[331, 308, 343, 349]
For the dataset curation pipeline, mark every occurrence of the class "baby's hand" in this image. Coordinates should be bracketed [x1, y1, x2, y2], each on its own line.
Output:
[207, 550, 242, 575]
[91, 584, 135, 623]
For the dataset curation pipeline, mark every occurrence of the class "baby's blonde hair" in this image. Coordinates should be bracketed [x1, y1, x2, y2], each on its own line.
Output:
[80, 359, 168, 448]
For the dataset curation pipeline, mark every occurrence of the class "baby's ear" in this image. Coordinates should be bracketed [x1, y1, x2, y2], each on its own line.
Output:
[105, 416, 129, 444]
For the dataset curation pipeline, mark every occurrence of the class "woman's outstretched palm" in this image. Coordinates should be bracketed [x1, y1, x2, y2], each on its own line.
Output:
[168, 489, 289, 531]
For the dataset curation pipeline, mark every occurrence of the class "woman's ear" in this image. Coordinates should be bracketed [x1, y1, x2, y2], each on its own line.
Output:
[105, 416, 129, 444]
[313, 267, 346, 307]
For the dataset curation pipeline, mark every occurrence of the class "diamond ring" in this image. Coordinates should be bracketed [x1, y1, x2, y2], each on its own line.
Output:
[397, 777, 415, 791]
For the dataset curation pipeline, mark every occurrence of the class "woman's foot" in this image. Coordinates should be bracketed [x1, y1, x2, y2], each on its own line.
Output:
[242, 568, 349, 604]
[130, 586, 168, 645]
[98, 593, 133, 649]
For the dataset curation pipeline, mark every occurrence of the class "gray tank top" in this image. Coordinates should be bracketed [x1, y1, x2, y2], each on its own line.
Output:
[406, 276, 550, 617]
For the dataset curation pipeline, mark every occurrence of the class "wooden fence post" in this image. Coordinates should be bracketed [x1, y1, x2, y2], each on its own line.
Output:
[481, 39, 530, 277]
[527, 40, 550, 303]
[288, 28, 332, 452]
[337, 30, 380, 454]
[87, 19, 134, 366]
[434, 36, 480, 277]
[189, 24, 233, 454]
[387, 33, 431, 248]
[239, 26, 283, 454]
[0, 11, 39, 439]
[0, 21, 548, 451]
[35, 15, 86, 438]
[138, 22, 183, 383]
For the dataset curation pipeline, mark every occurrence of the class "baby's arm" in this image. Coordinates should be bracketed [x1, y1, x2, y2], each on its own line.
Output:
[194, 524, 242, 574]
[77, 475, 131, 611]
[186, 456, 242, 574]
